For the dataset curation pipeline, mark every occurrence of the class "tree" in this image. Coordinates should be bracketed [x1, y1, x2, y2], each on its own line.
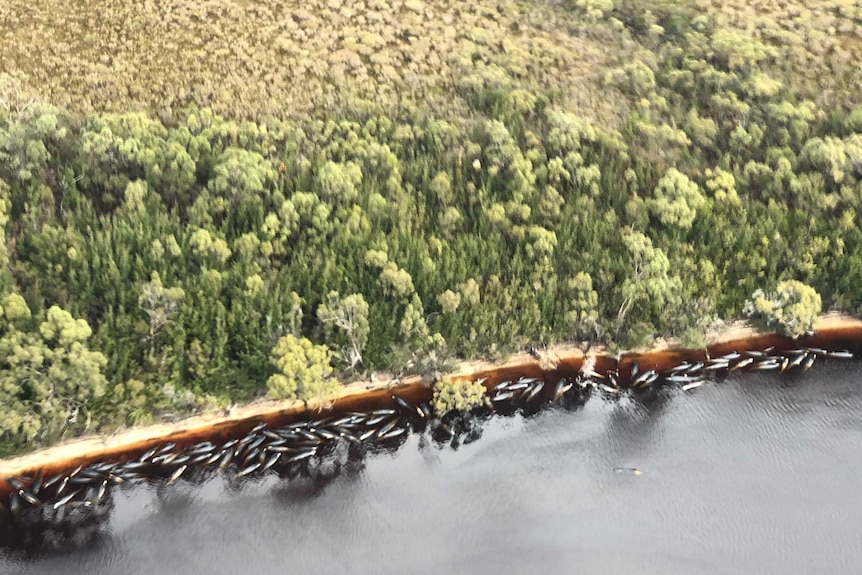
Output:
[208, 147, 276, 200]
[378, 261, 415, 299]
[615, 230, 683, 340]
[743, 280, 822, 338]
[0, 76, 69, 187]
[525, 225, 557, 260]
[189, 227, 232, 266]
[437, 290, 461, 315]
[139, 271, 185, 341]
[800, 137, 849, 186]
[266, 335, 336, 401]
[439, 206, 463, 238]
[0, 300, 107, 448]
[646, 168, 707, 230]
[100, 377, 162, 428]
[458, 279, 481, 306]
[565, 272, 601, 340]
[574, 0, 614, 22]
[704, 167, 741, 207]
[0, 73, 38, 121]
[79, 112, 195, 205]
[316, 160, 363, 204]
[0, 180, 10, 280]
[604, 58, 657, 98]
[430, 171, 454, 205]
[317, 291, 370, 370]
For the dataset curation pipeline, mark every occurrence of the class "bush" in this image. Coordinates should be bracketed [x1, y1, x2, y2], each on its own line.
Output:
[743, 280, 822, 338]
[266, 335, 336, 401]
[431, 377, 487, 416]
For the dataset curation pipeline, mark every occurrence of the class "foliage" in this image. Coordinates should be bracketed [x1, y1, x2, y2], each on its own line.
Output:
[0, 0, 626, 127]
[266, 335, 336, 401]
[646, 168, 706, 231]
[743, 281, 822, 339]
[317, 292, 370, 370]
[615, 229, 683, 345]
[431, 377, 487, 416]
[0, 300, 107, 451]
[565, 272, 600, 340]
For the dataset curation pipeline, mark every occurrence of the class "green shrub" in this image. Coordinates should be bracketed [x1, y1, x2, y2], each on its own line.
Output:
[431, 377, 487, 416]
[743, 280, 822, 338]
[267, 335, 336, 401]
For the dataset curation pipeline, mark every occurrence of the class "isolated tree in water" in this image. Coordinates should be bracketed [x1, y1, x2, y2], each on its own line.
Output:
[431, 376, 487, 416]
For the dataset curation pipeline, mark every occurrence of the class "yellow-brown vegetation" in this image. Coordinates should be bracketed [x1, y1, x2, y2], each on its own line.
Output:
[0, 0, 627, 125]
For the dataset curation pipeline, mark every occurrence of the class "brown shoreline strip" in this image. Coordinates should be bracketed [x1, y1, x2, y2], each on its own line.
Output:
[1, 314, 861, 495]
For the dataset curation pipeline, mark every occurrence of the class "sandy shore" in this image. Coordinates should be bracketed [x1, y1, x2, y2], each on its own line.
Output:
[2, 312, 861, 478]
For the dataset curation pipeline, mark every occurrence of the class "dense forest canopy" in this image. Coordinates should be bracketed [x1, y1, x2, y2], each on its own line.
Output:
[0, 0, 860, 454]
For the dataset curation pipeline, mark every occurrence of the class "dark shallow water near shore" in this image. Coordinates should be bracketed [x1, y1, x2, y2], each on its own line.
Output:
[4, 360, 862, 575]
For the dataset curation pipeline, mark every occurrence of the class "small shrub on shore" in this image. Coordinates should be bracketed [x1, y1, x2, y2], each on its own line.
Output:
[431, 377, 487, 417]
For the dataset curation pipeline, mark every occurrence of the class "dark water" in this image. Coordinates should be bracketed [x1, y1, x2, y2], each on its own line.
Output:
[4, 361, 862, 575]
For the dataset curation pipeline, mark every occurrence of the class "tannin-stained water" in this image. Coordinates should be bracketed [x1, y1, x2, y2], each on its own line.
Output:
[3, 361, 862, 575]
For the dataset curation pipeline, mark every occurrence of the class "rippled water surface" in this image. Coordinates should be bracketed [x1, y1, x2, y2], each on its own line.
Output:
[4, 361, 862, 575]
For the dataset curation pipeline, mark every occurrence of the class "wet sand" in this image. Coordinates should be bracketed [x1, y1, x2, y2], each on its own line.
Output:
[1, 313, 860, 482]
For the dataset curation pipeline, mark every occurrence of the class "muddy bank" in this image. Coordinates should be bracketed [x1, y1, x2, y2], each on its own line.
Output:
[1, 313, 861, 495]
[611, 314, 862, 381]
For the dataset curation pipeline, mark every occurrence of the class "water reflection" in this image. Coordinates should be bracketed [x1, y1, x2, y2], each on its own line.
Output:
[3, 361, 862, 574]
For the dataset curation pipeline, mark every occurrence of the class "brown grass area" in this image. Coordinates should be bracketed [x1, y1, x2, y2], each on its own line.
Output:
[699, 0, 862, 105]
[2, 0, 857, 125]
[0, 0, 626, 125]
[2, 0, 859, 125]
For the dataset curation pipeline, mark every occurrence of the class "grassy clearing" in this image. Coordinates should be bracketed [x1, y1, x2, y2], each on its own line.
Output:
[3, 0, 858, 125]
[0, 0, 628, 125]
[700, 0, 862, 106]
